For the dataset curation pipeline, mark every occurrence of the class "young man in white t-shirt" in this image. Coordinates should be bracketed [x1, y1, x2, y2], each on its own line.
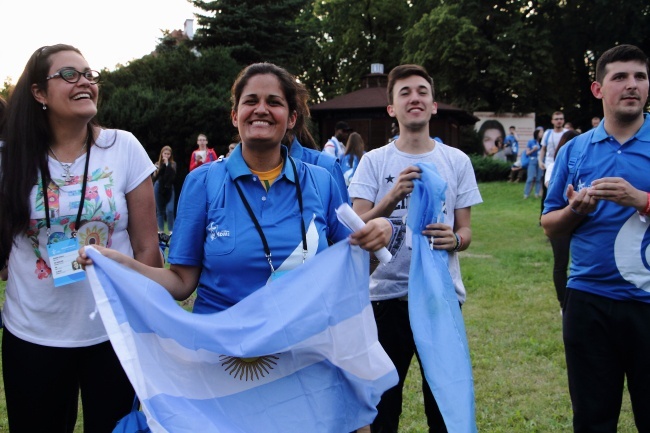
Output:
[348, 64, 482, 433]
[539, 110, 569, 172]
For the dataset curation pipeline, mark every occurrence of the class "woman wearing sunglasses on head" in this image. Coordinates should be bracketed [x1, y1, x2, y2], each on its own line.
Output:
[0, 44, 162, 432]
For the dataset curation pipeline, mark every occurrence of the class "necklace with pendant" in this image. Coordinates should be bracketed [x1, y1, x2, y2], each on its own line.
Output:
[49, 141, 88, 182]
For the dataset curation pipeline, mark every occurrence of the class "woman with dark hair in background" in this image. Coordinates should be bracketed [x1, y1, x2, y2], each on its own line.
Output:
[546, 129, 579, 310]
[153, 145, 176, 233]
[342, 132, 365, 187]
[0, 44, 161, 432]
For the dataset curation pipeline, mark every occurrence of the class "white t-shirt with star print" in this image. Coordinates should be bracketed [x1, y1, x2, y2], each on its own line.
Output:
[348, 140, 481, 303]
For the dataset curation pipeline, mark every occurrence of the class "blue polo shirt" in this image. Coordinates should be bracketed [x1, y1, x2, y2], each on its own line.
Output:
[544, 113, 650, 302]
[169, 145, 351, 313]
[504, 134, 519, 155]
[289, 138, 350, 204]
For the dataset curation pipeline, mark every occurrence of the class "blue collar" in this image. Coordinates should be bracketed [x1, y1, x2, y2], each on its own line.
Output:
[288, 137, 305, 159]
[225, 144, 297, 183]
[591, 112, 650, 144]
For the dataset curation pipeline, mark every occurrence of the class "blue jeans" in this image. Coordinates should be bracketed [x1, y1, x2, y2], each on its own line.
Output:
[154, 181, 175, 232]
[524, 158, 542, 197]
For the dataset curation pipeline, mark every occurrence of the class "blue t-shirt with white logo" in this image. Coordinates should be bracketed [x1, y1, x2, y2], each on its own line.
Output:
[544, 114, 650, 302]
[169, 145, 350, 312]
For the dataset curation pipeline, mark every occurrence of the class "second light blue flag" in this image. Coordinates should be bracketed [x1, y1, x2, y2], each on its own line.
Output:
[407, 162, 477, 433]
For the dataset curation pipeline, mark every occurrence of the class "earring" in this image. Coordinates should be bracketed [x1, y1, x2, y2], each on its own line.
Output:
[42, 103, 47, 110]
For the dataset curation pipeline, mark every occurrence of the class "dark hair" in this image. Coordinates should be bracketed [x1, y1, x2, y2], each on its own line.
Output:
[0, 96, 6, 135]
[478, 120, 506, 142]
[344, 132, 365, 166]
[232, 63, 299, 119]
[0, 44, 97, 265]
[283, 70, 317, 150]
[387, 64, 435, 105]
[596, 44, 649, 83]
[230, 63, 302, 147]
[555, 130, 579, 158]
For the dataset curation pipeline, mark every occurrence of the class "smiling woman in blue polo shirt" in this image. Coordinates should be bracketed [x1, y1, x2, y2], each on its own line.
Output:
[78, 63, 391, 312]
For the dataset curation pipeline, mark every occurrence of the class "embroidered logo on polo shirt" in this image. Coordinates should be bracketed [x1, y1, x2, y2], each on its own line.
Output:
[207, 222, 231, 240]
[577, 178, 592, 192]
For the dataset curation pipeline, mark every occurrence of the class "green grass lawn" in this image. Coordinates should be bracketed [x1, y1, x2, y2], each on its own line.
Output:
[0, 181, 637, 432]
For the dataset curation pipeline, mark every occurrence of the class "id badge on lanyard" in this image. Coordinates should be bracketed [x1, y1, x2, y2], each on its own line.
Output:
[43, 141, 91, 287]
[47, 237, 85, 287]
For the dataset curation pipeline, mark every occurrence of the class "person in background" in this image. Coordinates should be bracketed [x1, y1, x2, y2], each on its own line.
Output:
[0, 43, 161, 433]
[226, 142, 237, 157]
[189, 133, 218, 171]
[591, 116, 601, 129]
[523, 127, 544, 198]
[0, 95, 6, 281]
[539, 111, 569, 216]
[341, 132, 365, 187]
[542, 44, 650, 432]
[350, 64, 482, 433]
[478, 119, 506, 157]
[283, 88, 350, 204]
[153, 145, 176, 233]
[544, 129, 579, 312]
[504, 125, 520, 163]
[322, 121, 352, 159]
[0, 95, 6, 127]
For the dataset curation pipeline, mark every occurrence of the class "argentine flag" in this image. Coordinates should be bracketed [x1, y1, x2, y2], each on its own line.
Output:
[85, 241, 397, 433]
[407, 162, 477, 432]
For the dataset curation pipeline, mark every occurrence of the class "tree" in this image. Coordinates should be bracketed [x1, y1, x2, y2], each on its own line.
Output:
[98, 44, 241, 179]
[308, 0, 410, 99]
[534, 0, 650, 129]
[402, 2, 556, 114]
[190, 0, 312, 74]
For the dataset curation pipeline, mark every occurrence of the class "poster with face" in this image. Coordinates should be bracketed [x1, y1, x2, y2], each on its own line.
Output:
[474, 112, 535, 156]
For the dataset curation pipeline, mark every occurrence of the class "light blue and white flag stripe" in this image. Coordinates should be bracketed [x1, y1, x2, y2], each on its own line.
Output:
[407, 162, 477, 432]
[85, 241, 397, 433]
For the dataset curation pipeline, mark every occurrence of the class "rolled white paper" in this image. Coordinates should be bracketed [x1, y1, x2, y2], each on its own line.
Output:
[335, 203, 393, 264]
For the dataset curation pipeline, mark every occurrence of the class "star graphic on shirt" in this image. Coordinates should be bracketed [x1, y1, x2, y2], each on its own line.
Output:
[385, 175, 395, 183]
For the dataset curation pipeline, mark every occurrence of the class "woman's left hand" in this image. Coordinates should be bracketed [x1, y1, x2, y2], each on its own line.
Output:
[349, 218, 392, 252]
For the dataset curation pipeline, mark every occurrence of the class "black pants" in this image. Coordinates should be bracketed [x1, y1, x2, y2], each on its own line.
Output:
[2, 329, 134, 433]
[371, 299, 447, 433]
[563, 289, 650, 433]
[550, 236, 571, 308]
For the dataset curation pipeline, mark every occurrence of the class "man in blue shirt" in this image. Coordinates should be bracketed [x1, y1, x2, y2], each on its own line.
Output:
[542, 44, 650, 433]
[503, 125, 519, 163]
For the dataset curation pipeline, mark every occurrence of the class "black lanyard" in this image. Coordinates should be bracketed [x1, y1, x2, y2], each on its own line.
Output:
[233, 156, 307, 273]
[42, 143, 92, 243]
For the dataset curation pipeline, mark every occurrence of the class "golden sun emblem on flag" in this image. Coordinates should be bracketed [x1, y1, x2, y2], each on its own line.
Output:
[219, 355, 280, 381]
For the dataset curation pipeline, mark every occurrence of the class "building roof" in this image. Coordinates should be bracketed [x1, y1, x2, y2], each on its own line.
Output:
[311, 86, 479, 125]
